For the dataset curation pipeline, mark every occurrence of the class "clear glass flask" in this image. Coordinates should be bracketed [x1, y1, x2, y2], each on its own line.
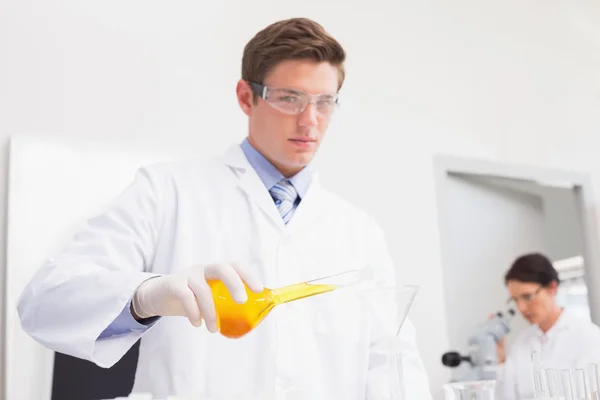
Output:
[209, 266, 373, 338]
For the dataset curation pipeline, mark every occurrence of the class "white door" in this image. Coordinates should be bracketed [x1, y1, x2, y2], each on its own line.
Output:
[437, 173, 549, 381]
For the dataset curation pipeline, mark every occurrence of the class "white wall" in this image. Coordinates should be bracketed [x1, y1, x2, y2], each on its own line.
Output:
[477, 177, 585, 262]
[540, 187, 585, 262]
[2, 0, 600, 398]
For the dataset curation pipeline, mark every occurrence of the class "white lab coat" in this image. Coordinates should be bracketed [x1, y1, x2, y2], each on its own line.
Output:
[17, 144, 432, 400]
[500, 310, 600, 400]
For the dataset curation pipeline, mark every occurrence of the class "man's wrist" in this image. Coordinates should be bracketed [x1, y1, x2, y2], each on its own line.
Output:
[130, 276, 162, 322]
[130, 301, 159, 325]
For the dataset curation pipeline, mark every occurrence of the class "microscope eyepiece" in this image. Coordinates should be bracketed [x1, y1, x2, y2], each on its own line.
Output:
[442, 351, 467, 367]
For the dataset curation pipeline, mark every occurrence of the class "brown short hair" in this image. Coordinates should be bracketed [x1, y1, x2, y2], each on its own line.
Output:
[505, 253, 560, 286]
[242, 18, 346, 92]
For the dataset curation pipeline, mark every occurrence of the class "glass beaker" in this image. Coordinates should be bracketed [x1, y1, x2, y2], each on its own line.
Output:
[443, 380, 496, 400]
[531, 351, 549, 398]
[210, 266, 373, 338]
[589, 364, 600, 400]
[572, 368, 589, 399]
[357, 284, 420, 400]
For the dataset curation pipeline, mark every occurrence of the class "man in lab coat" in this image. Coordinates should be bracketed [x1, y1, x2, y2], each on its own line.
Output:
[498, 252, 600, 400]
[17, 17, 432, 399]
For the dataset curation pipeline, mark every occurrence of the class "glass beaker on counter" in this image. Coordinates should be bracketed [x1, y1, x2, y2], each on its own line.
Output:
[443, 380, 496, 400]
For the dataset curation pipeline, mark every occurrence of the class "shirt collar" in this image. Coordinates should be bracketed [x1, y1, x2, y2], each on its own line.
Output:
[240, 137, 313, 199]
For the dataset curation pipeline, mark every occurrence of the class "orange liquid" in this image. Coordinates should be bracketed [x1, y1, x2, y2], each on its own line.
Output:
[208, 280, 337, 339]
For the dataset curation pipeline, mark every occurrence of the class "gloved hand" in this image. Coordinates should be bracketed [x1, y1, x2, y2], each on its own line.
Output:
[131, 262, 263, 332]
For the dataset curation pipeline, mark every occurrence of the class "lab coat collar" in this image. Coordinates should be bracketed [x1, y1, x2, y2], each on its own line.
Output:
[222, 144, 252, 170]
[534, 308, 571, 340]
[222, 144, 323, 233]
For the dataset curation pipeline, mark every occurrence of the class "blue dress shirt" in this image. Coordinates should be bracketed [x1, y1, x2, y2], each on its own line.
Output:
[239, 137, 312, 200]
[98, 138, 314, 339]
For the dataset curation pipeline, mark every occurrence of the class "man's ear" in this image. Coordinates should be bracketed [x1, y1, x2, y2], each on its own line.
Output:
[236, 79, 253, 116]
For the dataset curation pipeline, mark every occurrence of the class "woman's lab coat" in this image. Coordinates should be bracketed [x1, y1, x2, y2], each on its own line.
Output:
[17, 145, 432, 400]
[500, 310, 600, 400]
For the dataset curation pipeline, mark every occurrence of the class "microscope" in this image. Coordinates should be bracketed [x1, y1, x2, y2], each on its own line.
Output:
[441, 309, 515, 382]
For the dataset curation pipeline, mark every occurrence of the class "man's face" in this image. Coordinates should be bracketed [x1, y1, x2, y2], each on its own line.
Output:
[506, 280, 557, 325]
[236, 59, 340, 177]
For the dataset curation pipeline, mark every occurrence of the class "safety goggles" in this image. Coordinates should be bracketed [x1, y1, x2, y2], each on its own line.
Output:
[248, 81, 340, 117]
[506, 286, 543, 306]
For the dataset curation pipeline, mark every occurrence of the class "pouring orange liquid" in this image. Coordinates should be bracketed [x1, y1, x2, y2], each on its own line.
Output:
[208, 267, 371, 339]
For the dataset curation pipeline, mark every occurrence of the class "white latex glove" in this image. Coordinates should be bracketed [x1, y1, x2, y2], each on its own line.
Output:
[131, 262, 263, 332]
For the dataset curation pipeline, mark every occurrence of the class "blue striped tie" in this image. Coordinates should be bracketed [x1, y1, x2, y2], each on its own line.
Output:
[269, 179, 298, 224]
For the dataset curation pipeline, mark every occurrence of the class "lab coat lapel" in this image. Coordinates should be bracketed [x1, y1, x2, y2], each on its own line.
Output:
[284, 174, 324, 234]
[222, 145, 285, 231]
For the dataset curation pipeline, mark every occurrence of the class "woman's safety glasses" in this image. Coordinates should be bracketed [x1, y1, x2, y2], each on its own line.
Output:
[507, 286, 543, 307]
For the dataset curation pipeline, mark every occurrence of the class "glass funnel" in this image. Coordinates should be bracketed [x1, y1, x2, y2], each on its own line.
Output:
[444, 380, 496, 400]
[356, 284, 420, 400]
